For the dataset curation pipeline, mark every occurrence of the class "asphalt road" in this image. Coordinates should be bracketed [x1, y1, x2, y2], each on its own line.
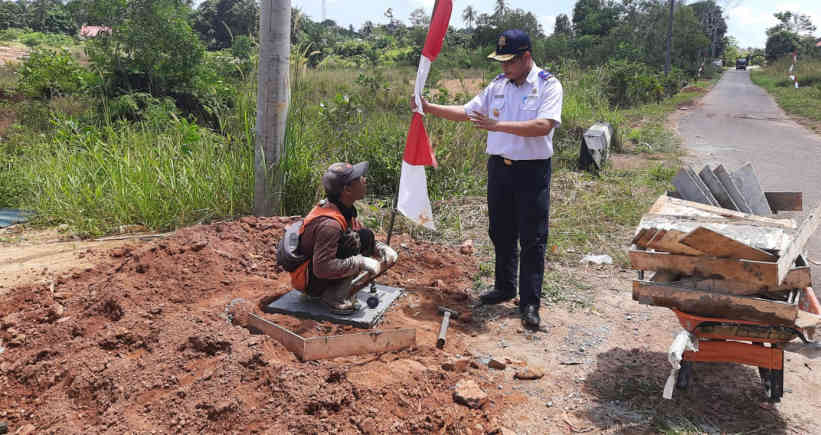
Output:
[677, 68, 821, 288]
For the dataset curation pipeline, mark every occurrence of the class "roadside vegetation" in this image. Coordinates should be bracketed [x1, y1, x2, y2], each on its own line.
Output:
[748, 10, 821, 130]
[751, 58, 821, 128]
[0, 0, 728, 264]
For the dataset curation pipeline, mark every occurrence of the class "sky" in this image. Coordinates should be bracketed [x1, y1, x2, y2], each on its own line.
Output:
[291, 0, 821, 49]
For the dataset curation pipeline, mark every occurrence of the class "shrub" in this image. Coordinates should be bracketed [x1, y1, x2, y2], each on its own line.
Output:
[106, 92, 178, 125]
[605, 60, 664, 108]
[17, 48, 88, 98]
[0, 28, 25, 42]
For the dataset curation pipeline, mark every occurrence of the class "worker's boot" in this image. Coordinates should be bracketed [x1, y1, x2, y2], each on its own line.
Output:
[320, 278, 360, 315]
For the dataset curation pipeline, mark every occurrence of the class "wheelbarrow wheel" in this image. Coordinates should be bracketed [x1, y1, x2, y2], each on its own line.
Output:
[759, 366, 783, 402]
[676, 361, 692, 389]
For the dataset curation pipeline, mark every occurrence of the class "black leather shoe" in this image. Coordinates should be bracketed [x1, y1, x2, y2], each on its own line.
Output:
[521, 305, 540, 330]
[479, 289, 516, 305]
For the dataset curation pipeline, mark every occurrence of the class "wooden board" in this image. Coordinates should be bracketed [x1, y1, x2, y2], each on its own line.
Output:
[765, 192, 803, 213]
[632, 280, 798, 325]
[647, 195, 795, 228]
[674, 266, 811, 295]
[638, 214, 793, 252]
[714, 164, 753, 214]
[699, 165, 739, 211]
[776, 202, 821, 284]
[629, 249, 778, 287]
[247, 313, 416, 361]
[679, 227, 777, 261]
[302, 328, 416, 361]
[633, 228, 657, 249]
[247, 313, 306, 358]
[646, 229, 703, 256]
[732, 162, 773, 216]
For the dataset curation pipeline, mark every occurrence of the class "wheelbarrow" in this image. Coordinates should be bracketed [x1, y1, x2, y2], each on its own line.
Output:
[669, 309, 805, 402]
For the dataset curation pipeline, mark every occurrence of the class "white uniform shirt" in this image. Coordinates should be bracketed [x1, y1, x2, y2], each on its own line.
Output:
[463, 65, 563, 160]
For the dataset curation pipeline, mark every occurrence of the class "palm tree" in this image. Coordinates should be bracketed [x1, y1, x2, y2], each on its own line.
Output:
[493, 0, 506, 20]
[462, 5, 476, 30]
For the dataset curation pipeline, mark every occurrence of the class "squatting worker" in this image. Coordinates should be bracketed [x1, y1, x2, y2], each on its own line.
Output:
[293, 162, 398, 315]
[411, 29, 562, 330]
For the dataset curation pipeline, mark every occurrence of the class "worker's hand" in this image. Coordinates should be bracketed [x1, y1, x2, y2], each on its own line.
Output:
[356, 255, 382, 275]
[410, 96, 428, 112]
[468, 110, 498, 131]
[377, 242, 398, 265]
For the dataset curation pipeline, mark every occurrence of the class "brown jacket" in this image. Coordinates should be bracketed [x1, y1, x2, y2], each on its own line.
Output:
[297, 202, 361, 280]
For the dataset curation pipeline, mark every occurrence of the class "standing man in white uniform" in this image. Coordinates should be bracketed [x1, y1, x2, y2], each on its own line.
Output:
[412, 29, 563, 330]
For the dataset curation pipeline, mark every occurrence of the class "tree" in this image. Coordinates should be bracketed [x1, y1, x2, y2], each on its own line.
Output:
[493, 0, 507, 21]
[86, 0, 205, 97]
[765, 30, 799, 61]
[462, 5, 476, 30]
[665, 0, 674, 75]
[554, 13, 572, 36]
[25, 0, 77, 34]
[0, 1, 26, 30]
[65, 0, 128, 28]
[409, 7, 428, 27]
[690, 0, 728, 58]
[193, 0, 259, 50]
[769, 11, 816, 36]
[255, 0, 290, 216]
[572, 0, 620, 37]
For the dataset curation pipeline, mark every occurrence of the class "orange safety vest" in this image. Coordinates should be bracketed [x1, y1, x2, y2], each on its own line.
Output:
[289, 203, 361, 291]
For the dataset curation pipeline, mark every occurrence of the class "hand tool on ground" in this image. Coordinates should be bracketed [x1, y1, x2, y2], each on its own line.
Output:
[436, 306, 460, 349]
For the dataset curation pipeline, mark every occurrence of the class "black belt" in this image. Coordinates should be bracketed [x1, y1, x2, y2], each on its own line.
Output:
[490, 155, 549, 166]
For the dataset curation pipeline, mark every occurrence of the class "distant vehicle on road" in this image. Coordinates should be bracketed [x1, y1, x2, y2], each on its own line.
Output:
[735, 58, 748, 70]
[712, 59, 723, 67]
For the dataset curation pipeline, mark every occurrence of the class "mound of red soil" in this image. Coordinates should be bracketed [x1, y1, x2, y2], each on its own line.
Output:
[0, 217, 509, 433]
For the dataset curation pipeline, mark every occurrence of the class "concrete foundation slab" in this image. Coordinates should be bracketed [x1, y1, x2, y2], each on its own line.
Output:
[262, 284, 404, 328]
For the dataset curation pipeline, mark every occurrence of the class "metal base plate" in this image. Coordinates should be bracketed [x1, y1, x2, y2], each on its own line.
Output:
[261, 284, 404, 328]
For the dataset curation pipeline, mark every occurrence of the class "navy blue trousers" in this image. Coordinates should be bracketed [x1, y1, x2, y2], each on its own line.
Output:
[486, 155, 551, 311]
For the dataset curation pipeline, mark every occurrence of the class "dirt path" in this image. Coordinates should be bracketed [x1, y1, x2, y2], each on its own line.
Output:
[0, 227, 137, 295]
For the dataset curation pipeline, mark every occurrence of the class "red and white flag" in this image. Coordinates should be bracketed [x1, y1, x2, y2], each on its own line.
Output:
[398, 0, 452, 230]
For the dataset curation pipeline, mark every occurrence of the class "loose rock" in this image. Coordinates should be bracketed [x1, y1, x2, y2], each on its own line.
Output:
[459, 240, 474, 255]
[453, 379, 487, 409]
[514, 367, 544, 380]
[442, 359, 471, 373]
[488, 358, 506, 370]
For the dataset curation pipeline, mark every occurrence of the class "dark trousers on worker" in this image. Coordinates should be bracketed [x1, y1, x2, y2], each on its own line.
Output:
[487, 155, 551, 311]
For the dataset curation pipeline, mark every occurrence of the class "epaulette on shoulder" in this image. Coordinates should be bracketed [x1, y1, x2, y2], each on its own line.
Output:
[494, 73, 506, 81]
[538, 70, 553, 81]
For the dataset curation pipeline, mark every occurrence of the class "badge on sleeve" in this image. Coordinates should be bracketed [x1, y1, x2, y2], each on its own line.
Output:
[538, 70, 553, 81]
[493, 108, 500, 118]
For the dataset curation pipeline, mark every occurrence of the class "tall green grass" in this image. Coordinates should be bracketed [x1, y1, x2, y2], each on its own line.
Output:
[13, 114, 253, 235]
[751, 57, 821, 123]
[0, 55, 704, 237]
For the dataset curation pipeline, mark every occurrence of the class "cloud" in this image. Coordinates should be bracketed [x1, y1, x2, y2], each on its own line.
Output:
[540, 15, 556, 35]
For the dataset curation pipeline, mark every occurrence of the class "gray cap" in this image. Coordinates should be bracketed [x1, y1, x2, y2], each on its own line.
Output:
[322, 161, 368, 196]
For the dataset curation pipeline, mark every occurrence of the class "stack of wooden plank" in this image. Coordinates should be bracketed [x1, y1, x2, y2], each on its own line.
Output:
[630, 193, 821, 328]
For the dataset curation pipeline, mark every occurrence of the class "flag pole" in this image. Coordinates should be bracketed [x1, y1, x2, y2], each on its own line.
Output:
[386, 187, 399, 246]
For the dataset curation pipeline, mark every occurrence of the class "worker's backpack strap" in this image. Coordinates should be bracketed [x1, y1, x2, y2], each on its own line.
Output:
[279, 202, 352, 291]
[276, 220, 308, 272]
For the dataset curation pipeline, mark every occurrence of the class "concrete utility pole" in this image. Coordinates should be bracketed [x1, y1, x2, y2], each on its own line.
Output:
[665, 0, 674, 75]
[255, 0, 291, 216]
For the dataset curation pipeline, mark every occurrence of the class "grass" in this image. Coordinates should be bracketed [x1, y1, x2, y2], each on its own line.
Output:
[0, 43, 716, 249]
[751, 57, 821, 130]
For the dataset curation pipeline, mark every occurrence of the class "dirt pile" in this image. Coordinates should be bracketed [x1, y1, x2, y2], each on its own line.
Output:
[0, 216, 512, 433]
